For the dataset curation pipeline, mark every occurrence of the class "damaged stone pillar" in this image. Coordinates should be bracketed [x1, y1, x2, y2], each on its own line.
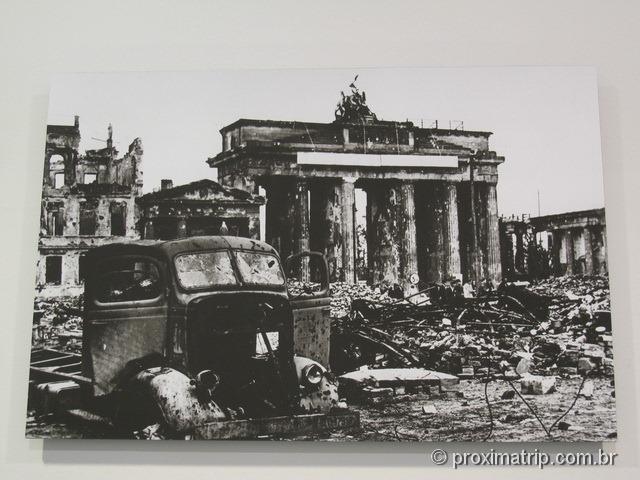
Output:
[340, 178, 357, 283]
[443, 183, 462, 280]
[551, 230, 562, 276]
[266, 178, 310, 280]
[514, 230, 525, 272]
[563, 229, 575, 275]
[367, 181, 417, 290]
[311, 178, 356, 283]
[583, 227, 594, 275]
[417, 182, 445, 283]
[592, 226, 607, 274]
[290, 179, 311, 282]
[266, 180, 291, 256]
[417, 182, 461, 283]
[367, 183, 398, 286]
[398, 182, 418, 291]
[485, 183, 502, 283]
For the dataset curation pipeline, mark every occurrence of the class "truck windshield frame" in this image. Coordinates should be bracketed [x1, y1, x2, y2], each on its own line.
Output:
[173, 249, 286, 291]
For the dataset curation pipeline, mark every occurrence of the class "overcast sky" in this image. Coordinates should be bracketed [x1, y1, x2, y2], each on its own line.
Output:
[47, 67, 604, 217]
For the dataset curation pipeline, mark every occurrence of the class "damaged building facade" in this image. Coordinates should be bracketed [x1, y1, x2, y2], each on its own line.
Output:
[137, 179, 263, 240]
[500, 208, 608, 279]
[209, 103, 505, 290]
[36, 117, 143, 297]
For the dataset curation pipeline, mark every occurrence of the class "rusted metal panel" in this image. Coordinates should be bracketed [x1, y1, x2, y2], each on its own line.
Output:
[291, 298, 331, 366]
[193, 411, 360, 440]
[133, 368, 227, 433]
[85, 310, 167, 396]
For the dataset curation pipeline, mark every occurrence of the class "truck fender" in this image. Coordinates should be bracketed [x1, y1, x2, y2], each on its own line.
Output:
[293, 356, 339, 413]
[130, 367, 227, 433]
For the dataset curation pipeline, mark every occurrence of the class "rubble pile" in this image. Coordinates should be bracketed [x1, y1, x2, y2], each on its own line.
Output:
[329, 282, 396, 318]
[529, 275, 610, 325]
[32, 296, 83, 353]
[329, 276, 614, 380]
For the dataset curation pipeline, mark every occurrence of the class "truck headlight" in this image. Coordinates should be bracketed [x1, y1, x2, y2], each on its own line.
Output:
[302, 364, 323, 386]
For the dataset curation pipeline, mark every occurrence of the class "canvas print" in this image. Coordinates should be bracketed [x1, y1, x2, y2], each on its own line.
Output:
[27, 67, 615, 441]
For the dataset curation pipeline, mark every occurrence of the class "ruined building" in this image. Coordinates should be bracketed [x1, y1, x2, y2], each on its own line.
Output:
[137, 179, 263, 240]
[500, 208, 608, 279]
[208, 85, 505, 289]
[36, 117, 143, 296]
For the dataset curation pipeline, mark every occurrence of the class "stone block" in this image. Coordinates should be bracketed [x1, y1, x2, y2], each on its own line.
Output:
[577, 357, 596, 374]
[520, 375, 556, 395]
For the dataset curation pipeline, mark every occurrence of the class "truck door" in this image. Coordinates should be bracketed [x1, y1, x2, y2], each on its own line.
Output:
[83, 255, 169, 396]
[285, 252, 332, 367]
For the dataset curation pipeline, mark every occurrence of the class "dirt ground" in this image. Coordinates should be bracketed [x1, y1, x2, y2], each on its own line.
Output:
[26, 376, 616, 441]
[328, 376, 616, 442]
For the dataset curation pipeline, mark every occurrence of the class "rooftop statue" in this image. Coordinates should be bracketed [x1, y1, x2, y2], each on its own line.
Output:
[334, 75, 378, 124]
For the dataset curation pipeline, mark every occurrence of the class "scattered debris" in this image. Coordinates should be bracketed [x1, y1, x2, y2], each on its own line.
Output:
[579, 380, 595, 399]
[520, 375, 557, 395]
[421, 404, 438, 415]
[31, 296, 83, 354]
[501, 390, 516, 400]
[329, 276, 613, 380]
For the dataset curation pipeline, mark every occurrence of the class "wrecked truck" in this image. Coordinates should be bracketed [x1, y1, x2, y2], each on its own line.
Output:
[29, 236, 359, 439]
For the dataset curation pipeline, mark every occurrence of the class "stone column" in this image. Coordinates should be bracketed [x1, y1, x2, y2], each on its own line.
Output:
[313, 178, 356, 283]
[515, 230, 525, 272]
[367, 181, 417, 291]
[583, 227, 594, 275]
[417, 182, 445, 283]
[339, 178, 357, 283]
[290, 179, 310, 282]
[265, 178, 312, 279]
[367, 182, 400, 287]
[550, 230, 561, 276]
[501, 230, 515, 278]
[443, 183, 462, 280]
[563, 229, 574, 275]
[593, 226, 608, 274]
[266, 182, 288, 255]
[485, 184, 501, 283]
[310, 181, 339, 281]
[398, 182, 418, 291]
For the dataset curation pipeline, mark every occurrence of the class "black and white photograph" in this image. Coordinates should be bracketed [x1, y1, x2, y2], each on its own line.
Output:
[26, 67, 615, 442]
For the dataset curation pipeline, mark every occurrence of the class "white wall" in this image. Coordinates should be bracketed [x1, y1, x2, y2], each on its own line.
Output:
[1, 1, 639, 479]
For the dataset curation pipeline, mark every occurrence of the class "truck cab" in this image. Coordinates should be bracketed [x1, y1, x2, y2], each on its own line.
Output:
[31, 236, 358, 439]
